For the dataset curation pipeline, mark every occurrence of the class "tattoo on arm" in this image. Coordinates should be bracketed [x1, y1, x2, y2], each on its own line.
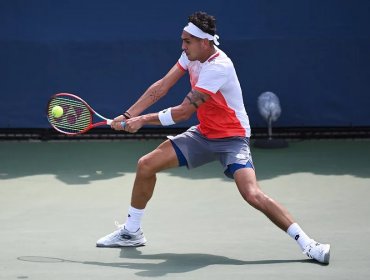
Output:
[149, 90, 161, 103]
[186, 90, 207, 109]
[185, 95, 198, 108]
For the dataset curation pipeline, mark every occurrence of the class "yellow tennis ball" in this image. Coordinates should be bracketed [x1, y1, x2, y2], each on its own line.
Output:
[52, 105, 64, 118]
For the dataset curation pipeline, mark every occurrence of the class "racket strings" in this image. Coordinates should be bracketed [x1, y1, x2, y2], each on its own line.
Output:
[47, 96, 92, 134]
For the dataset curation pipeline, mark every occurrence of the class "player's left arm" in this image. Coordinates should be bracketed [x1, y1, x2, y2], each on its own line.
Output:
[171, 89, 210, 121]
[123, 89, 210, 133]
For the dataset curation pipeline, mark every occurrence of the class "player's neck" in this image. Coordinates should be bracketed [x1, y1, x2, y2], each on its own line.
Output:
[199, 46, 217, 63]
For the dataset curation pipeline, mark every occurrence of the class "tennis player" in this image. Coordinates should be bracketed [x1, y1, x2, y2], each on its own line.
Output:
[97, 11, 331, 264]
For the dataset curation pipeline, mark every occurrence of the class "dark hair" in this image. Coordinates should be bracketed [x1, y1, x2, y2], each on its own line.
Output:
[188, 11, 216, 36]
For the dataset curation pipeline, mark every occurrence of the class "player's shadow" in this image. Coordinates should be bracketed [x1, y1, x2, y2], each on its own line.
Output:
[82, 248, 314, 277]
[18, 248, 320, 278]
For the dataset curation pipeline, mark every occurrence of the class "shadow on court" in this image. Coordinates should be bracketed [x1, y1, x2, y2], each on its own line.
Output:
[1, 139, 370, 185]
[18, 248, 316, 277]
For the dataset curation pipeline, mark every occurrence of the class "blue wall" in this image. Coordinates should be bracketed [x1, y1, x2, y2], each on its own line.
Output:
[1, 0, 370, 128]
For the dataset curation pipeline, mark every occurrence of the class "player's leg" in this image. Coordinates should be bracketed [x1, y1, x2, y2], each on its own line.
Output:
[96, 139, 180, 248]
[131, 139, 180, 209]
[233, 167, 330, 264]
[233, 167, 293, 231]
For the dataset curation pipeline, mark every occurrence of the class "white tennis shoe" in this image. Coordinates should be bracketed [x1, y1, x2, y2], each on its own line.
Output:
[96, 223, 147, 247]
[303, 240, 330, 264]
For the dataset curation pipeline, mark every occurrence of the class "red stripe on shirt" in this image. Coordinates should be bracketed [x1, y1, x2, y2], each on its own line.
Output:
[194, 86, 215, 95]
[207, 52, 220, 62]
[176, 61, 186, 72]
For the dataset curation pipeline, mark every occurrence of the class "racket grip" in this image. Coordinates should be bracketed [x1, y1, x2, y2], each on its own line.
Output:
[107, 120, 126, 128]
[106, 120, 125, 128]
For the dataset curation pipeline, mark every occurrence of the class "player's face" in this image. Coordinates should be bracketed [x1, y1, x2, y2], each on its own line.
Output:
[181, 31, 204, 61]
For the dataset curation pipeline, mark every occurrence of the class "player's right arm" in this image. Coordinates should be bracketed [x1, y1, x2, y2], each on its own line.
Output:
[119, 89, 210, 133]
[113, 64, 185, 125]
[129, 64, 185, 115]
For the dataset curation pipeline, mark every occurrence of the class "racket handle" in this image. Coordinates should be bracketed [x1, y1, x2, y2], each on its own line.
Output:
[106, 120, 125, 128]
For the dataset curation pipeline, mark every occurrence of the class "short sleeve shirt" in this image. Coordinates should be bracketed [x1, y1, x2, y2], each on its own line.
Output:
[177, 47, 251, 138]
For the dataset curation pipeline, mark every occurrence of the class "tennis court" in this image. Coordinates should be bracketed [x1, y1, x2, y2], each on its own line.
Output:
[1, 1, 370, 279]
[1, 139, 369, 279]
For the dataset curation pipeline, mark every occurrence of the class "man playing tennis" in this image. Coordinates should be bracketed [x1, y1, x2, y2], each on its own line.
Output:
[97, 11, 331, 264]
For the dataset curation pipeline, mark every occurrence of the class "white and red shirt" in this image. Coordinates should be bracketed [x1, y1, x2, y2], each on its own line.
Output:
[177, 47, 251, 138]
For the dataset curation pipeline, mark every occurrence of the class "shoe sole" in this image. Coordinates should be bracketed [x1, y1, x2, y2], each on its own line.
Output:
[96, 237, 147, 248]
[96, 242, 146, 248]
[323, 245, 331, 264]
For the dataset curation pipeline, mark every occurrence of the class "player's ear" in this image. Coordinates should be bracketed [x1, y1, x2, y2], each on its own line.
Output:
[201, 39, 209, 48]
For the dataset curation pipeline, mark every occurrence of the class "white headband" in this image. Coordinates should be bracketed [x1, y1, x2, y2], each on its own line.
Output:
[183, 22, 220, 46]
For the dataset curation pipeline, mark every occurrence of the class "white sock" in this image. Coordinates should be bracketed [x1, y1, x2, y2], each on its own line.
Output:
[287, 223, 313, 251]
[124, 206, 144, 232]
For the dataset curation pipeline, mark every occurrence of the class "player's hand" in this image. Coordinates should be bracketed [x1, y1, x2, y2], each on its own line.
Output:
[122, 116, 145, 133]
[111, 115, 128, 131]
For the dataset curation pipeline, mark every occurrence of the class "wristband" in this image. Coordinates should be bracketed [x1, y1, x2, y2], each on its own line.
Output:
[123, 111, 131, 119]
[158, 107, 175, 126]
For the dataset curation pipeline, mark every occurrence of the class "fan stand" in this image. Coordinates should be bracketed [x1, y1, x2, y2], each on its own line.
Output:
[253, 116, 289, 149]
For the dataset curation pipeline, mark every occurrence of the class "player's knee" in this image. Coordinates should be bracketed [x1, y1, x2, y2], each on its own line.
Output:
[136, 155, 156, 177]
[241, 186, 266, 209]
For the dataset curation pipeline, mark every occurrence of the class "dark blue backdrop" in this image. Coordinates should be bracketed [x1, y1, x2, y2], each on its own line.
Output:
[1, 0, 370, 128]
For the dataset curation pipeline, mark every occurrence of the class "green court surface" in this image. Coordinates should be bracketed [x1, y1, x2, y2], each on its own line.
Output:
[1, 139, 370, 279]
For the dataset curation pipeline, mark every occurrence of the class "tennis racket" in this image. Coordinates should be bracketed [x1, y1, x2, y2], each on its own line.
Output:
[46, 93, 124, 135]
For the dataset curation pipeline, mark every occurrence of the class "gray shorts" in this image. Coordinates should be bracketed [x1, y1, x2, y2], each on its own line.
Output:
[168, 126, 254, 179]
